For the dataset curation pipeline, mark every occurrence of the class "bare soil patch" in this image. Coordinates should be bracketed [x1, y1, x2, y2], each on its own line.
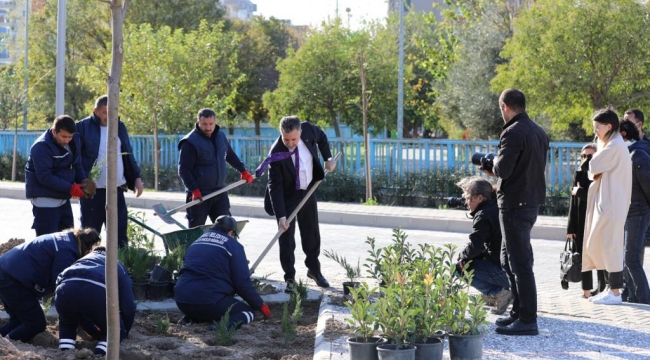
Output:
[0, 301, 320, 359]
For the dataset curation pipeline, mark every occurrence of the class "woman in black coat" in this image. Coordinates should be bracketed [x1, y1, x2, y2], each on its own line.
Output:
[566, 143, 606, 297]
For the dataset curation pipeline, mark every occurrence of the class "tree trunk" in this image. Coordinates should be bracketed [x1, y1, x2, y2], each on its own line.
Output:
[254, 117, 261, 136]
[106, 1, 129, 359]
[11, 117, 18, 181]
[329, 109, 341, 138]
[358, 54, 372, 202]
[154, 112, 159, 191]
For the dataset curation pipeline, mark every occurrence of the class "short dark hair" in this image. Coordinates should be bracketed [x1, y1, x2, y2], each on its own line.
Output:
[94, 95, 108, 109]
[625, 108, 644, 125]
[592, 108, 620, 142]
[52, 115, 76, 134]
[197, 108, 216, 121]
[499, 89, 526, 113]
[280, 116, 301, 133]
[620, 119, 640, 141]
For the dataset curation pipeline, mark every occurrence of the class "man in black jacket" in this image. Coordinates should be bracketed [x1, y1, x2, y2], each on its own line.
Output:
[261, 116, 336, 292]
[455, 176, 512, 315]
[485, 89, 549, 336]
[619, 119, 650, 304]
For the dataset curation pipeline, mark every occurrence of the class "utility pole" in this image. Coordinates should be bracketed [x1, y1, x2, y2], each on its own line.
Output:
[55, 0, 66, 116]
[22, 0, 28, 130]
[397, 0, 405, 138]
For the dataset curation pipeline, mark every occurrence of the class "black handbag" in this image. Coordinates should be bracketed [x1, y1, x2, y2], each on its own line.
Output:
[560, 237, 582, 285]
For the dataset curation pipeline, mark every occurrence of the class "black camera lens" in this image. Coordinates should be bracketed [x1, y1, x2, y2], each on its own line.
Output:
[471, 152, 496, 172]
[447, 197, 467, 209]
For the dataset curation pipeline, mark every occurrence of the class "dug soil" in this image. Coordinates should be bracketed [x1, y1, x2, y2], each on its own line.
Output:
[0, 301, 320, 360]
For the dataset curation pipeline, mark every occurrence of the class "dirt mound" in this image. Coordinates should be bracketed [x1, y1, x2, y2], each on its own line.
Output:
[3, 301, 320, 359]
[0, 238, 25, 256]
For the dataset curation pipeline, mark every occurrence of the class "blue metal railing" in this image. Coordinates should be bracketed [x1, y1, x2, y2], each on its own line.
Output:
[0, 131, 584, 189]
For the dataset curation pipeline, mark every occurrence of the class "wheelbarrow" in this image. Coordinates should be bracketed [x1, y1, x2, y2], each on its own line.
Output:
[127, 215, 248, 255]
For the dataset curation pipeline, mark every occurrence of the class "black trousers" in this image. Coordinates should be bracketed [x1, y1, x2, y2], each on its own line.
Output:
[185, 191, 231, 228]
[278, 190, 321, 281]
[500, 207, 539, 324]
[80, 188, 128, 248]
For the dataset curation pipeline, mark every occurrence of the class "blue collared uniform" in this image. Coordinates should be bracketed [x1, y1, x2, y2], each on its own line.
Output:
[54, 248, 135, 355]
[0, 231, 82, 342]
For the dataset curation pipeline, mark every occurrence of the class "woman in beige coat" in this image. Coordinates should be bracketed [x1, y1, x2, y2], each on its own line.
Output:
[583, 109, 632, 305]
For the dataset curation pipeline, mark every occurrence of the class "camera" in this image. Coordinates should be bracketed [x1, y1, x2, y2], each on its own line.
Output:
[471, 152, 496, 172]
[447, 197, 467, 209]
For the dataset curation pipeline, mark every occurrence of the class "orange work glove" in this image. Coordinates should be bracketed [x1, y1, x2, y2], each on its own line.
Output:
[241, 170, 254, 184]
[260, 303, 271, 319]
[69, 183, 84, 198]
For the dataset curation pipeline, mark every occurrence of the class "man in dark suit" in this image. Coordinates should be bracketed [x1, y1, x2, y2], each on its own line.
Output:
[262, 116, 336, 292]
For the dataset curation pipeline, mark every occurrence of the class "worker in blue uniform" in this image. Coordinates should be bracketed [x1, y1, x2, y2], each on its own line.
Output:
[0, 229, 101, 342]
[174, 215, 271, 329]
[54, 246, 136, 356]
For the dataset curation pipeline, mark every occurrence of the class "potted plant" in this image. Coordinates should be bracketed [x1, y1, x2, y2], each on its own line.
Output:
[345, 283, 386, 360]
[121, 211, 157, 300]
[324, 249, 361, 295]
[371, 230, 419, 360]
[444, 264, 488, 360]
[374, 271, 418, 359]
[410, 245, 446, 360]
[119, 245, 155, 300]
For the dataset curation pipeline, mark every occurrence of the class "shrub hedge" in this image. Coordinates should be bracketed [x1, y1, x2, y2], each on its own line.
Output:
[1, 158, 570, 216]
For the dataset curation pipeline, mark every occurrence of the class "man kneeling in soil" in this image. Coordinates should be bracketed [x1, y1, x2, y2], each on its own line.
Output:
[174, 216, 271, 329]
[455, 176, 513, 315]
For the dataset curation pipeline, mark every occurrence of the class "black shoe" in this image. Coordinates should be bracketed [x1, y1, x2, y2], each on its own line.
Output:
[495, 319, 538, 336]
[495, 315, 518, 327]
[307, 271, 330, 288]
[284, 279, 296, 294]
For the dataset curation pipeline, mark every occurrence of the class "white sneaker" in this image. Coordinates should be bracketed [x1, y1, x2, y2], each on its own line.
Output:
[591, 291, 622, 305]
[589, 288, 610, 302]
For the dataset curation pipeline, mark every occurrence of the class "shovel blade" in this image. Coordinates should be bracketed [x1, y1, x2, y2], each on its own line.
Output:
[152, 203, 178, 225]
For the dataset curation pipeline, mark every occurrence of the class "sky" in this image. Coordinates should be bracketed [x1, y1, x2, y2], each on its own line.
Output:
[253, 0, 389, 30]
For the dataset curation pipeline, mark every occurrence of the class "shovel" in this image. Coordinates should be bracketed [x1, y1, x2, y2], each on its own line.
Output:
[153, 179, 249, 227]
[249, 152, 341, 274]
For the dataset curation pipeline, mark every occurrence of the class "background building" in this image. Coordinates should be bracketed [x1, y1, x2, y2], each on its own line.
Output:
[0, 0, 28, 66]
[388, 0, 444, 21]
[221, 0, 257, 21]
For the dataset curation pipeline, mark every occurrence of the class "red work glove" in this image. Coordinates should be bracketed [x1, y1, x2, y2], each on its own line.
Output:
[69, 183, 84, 198]
[260, 303, 271, 319]
[191, 189, 202, 201]
[241, 170, 254, 184]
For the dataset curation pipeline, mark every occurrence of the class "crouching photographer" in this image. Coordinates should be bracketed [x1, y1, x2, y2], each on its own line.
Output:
[455, 176, 512, 315]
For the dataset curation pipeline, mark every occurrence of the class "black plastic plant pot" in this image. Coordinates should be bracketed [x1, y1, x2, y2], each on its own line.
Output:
[132, 281, 148, 301]
[343, 281, 361, 296]
[150, 265, 173, 283]
[148, 281, 169, 300]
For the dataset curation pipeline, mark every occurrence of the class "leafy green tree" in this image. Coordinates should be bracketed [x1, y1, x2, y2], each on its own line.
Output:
[436, 2, 511, 140]
[80, 21, 241, 135]
[264, 18, 358, 137]
[492, 0, 650, 138]
[0, 65, 25, 131]
[0, 65, 27, 181]
[126, 0, 225, 31]
[347, 22, 399, 137]
[27, 0, 111, 127]
[230, 17, 292, 135]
